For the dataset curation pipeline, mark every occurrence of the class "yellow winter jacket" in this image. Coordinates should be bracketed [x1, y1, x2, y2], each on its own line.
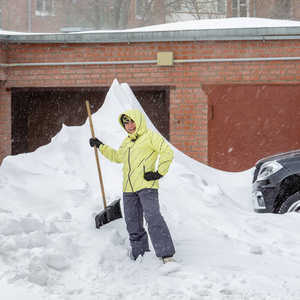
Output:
[99, 109, 174, 193]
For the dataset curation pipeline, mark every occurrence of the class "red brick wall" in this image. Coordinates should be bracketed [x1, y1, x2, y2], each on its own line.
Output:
[0, 87, 10, 160]
[0, 43, 9, 161]
[2, 39, 300, 164]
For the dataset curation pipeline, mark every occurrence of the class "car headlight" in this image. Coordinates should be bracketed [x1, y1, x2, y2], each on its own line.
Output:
[257, 161, 283, 181]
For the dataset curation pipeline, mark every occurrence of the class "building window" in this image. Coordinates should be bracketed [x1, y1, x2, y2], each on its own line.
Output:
[0, 0, 2, 28]
[136, 0, 142, 18]
[136, 0, 153, 19]
[273, 0, 291, 19]
[217, 0, 226, 14]
[36, 0, 55, 16]
[167, 0, 181, 12]
[232, 0, 249, 17]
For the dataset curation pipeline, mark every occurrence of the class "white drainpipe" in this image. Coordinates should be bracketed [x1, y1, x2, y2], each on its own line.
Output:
[1, 56, 300, 68]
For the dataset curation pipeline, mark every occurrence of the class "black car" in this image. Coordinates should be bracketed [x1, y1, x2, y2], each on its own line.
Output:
[252, 150, 300, 213]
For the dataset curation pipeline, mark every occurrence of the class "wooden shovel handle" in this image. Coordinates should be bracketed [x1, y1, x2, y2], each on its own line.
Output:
[86, 101, 107, 208]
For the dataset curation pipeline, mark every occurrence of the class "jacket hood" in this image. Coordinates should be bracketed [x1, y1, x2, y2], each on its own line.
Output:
[118, 109, 147, 139]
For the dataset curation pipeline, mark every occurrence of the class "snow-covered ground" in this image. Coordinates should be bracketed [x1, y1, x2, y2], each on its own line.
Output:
[1, 79, 300, 300]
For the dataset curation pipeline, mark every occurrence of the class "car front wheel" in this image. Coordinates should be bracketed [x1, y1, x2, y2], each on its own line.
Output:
[279, 191, 300, 213]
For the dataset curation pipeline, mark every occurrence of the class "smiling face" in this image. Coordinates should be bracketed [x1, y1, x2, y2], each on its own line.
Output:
[124, 121, 136, 134]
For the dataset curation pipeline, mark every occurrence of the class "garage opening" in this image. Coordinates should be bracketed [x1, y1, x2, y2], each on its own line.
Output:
[203, 84, 300, 172]
[11, 86, 170, 155]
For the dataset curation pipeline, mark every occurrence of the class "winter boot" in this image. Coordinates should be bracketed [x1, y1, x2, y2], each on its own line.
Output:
[162, 256, 175, 264]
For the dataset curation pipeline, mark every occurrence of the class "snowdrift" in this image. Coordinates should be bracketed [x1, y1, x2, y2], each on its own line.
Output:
[1, 79, 300, 300]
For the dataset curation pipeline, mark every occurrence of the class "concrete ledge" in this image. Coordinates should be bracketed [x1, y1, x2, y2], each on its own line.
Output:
[1, 26, 300, 44]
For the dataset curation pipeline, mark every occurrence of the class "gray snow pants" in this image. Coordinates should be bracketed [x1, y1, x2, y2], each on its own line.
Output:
[123, 188, 175, 260]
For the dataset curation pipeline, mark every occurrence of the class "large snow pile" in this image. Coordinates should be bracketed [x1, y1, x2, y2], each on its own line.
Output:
[1, 79, 300, 300]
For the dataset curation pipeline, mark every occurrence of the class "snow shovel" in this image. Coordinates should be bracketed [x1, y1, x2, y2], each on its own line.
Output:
[86, 101, 122, 228]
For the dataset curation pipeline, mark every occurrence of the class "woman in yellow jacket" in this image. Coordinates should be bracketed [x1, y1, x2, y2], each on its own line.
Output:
[90, 109, 175, 263]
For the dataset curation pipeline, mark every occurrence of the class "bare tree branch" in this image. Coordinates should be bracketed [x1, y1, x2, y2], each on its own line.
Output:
[62, 0, 300, 30]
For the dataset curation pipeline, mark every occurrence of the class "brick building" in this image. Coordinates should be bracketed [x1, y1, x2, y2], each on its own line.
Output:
[227, 0, 300, 20]
[1, 18, 300, 171]
[1, 1, 300, 33]
[0, 0, 166, 33]
[168, 0, 300, 22]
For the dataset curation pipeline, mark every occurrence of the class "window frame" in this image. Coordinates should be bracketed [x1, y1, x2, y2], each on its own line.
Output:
[35, 0, 55, 17]
[232, 0, 249, 17]
[216, 0, 226, 14]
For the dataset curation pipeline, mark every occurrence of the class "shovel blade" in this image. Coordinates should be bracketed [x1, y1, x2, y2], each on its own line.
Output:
[95, 199, 122, 228]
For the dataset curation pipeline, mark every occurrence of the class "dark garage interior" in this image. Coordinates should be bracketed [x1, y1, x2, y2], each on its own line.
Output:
[11, 86, 170, 155]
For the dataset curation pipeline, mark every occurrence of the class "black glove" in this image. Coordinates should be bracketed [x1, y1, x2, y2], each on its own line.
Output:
[144, 171, 163, 181]
[89, 138, 103, 148]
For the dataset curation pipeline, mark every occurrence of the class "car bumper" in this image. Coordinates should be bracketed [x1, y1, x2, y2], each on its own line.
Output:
[252, 180, 277, 213]
[252, 190, 266, 212]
